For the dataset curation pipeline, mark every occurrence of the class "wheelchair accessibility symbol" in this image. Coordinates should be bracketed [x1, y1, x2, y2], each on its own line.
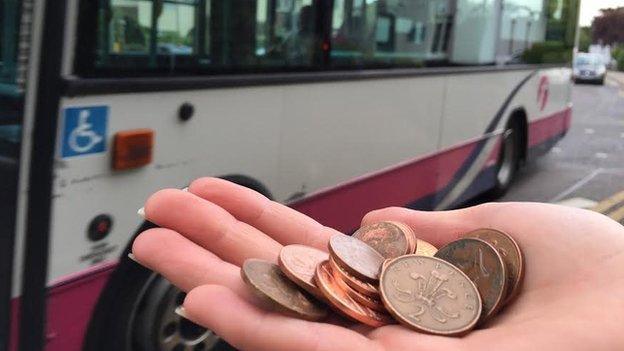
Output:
[61, 106, 108, 158]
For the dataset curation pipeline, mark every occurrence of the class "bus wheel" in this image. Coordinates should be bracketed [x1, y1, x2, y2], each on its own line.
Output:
[131, 274, 229, 351]
[84, 254, 235, 351]
[491, 123, 520, 197]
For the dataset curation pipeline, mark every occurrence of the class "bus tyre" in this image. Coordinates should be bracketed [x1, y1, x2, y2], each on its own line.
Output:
[84, 254, 234, 351]
[132, 274, 234, 351]
[490, 122, 520, 197]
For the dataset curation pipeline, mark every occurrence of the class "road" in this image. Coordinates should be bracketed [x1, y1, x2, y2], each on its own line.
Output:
[496, 71, 624, 225]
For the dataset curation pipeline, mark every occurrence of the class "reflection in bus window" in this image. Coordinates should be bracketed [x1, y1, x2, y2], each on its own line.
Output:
[331, 0, 454, 68]
[157, 1, 196, 55]
[94, 0, 320, 74]
[82, 0, 579, 76]
[1, 0, 20, 85]
[254, 0, 317, 66]
[108, 0, 152, 54]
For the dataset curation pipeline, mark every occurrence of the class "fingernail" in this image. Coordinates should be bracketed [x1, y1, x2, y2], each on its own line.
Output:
[128, 253, 138, 262]
[182, 187, 189, 192]
[137, 207, 145, 218]
[175, 306, 189, 319]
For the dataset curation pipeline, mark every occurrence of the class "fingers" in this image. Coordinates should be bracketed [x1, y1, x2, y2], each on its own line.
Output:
[189, 177, 339, 250]
[131, 228, 252, 300]
[183, 284, 377, 351]
[362, 206, 479, 247]
[143, 188, 282, 265]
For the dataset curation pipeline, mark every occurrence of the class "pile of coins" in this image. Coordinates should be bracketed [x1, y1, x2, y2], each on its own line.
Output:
[241, 222, 524, 336]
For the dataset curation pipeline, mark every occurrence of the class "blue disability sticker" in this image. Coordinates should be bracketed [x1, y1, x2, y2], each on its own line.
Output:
[61, 106, 108, 158]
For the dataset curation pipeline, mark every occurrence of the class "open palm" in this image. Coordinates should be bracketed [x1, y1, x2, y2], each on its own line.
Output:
[132, 178, 624, 351]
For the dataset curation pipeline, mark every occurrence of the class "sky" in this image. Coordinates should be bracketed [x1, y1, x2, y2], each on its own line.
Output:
[580, 0, 624, 26]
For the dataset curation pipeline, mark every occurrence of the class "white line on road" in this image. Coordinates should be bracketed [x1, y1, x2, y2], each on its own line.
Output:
[556, 197, 598, 209]
[549, 168, 604, 203]
[621, 132, 624, 139]
[595, 152, 608, 159]
[584, 128, 595, 134]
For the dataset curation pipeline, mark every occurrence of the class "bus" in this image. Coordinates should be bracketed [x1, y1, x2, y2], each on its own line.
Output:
[1, 0, 578, 350]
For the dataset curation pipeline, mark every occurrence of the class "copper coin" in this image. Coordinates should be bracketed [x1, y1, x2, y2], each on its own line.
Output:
[415, 239, 438, 256]
[328, 234, 384, 282]
[379, 255, 481, 335]
[314, 261, 393, 327]
[434, 238, 507, 321]
[241, 259, 327, 321]
[330, 267, 386, 312]
[389, 221, 418, 254]
[462, 228, 524, 304]
[381, 258, 392, 271]
[353, 222, 411, 258]
[328, 257, 379, 298]
[278, 244, 329, 300]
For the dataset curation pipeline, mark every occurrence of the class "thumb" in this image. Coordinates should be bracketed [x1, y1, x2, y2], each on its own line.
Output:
[361, 206, 481, 248]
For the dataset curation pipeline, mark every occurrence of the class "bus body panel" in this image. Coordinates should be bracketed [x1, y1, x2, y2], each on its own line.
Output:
[277, 77, 445, 203]
[49, 75, 444, 283]
[47, 68, 570, 284]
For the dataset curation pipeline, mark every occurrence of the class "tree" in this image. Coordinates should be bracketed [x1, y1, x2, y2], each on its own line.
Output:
[592, 7, 624, 45]
[578, 26, 591, 52]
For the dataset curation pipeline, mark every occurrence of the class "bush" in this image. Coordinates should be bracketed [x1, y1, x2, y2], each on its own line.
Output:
[613, 46, 624, 71]
[522, 41, 573, 64]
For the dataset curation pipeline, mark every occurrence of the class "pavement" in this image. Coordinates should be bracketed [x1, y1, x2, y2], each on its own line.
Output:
[494, 71, 624, 225]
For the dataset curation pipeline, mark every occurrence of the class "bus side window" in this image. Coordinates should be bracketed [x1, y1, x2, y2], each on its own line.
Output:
[93, 0, 321, 75]
[330, 0, 452, 68]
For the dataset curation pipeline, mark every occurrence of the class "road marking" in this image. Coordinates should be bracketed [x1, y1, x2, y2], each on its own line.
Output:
[619, 90, 624, 98]
[595, 152, 608, 159]
[556, 197, 597, 209]
[606, 205, 624, 224]
[607, 80, 619, 87]
[549, 168, 603, 203]
[620, 132, 624, 139]
[592, 189, 624, 214]
[584, 128, 595, 134]
[552, 146, 562, 153]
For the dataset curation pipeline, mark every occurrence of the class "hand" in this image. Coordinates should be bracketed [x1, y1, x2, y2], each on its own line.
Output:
[131, 178, 624, 351]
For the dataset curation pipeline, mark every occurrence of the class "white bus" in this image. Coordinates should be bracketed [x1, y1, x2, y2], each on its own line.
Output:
[1, 0, 578, 350]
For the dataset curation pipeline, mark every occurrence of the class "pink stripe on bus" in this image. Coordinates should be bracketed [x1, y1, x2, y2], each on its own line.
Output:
[44, 262, 116, 351]
[528, 106, 572, 147]
[292, 137, 479, 231]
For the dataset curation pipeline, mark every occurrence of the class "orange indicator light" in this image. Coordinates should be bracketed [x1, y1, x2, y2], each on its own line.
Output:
[112, 129, 154, 171]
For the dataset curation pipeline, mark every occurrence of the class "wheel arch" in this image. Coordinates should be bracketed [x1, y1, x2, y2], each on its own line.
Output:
[507, 108, 528, 164]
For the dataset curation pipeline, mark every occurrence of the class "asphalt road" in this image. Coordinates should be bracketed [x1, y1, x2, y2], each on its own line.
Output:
[494, 71, 624, 224]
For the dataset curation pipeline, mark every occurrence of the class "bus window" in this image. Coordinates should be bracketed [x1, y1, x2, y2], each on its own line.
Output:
[0, 0, 22, 159]
[99, 0, 199, 70]
[497, 0, 579, 64]
[1, 0, 20, 85]
[255, 0, 318, 67]
[107, 0, 152, 55]
[86, 0, 321, 76]
[157, 1, 196, 55]
[330, 0, 453, 68]
[79, 0, 579, 76]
